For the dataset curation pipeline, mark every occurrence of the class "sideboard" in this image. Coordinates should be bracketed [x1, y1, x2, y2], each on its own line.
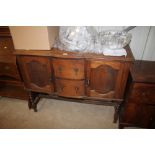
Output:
[119, 60, 155, 128]
[0, 26, 28, 99]
[15, 46, 134, 122]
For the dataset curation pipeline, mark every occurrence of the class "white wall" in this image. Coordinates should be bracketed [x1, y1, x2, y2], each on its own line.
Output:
[10, 26, 59, 50]
[142, 27, 155, 61]
[94, 26, 155, 61]
[130, 26, 150, 60]
[129, 26, 155, 61]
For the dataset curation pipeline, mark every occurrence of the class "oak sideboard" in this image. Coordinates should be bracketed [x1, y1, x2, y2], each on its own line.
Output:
[15, 46, 134, 123]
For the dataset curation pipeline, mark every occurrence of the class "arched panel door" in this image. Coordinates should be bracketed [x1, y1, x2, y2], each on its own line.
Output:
[17, 56, 53, 94]
[86, 60, 124, 99]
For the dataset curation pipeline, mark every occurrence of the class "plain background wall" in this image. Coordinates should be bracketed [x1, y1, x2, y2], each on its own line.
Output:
[129, 26, 155, 60]
[10, 26, 155, 60]
[94, 26, 155, 60]
[47, 26, 59, 48]
[10, 26, 59, 50]
[142, 27, 155, 60]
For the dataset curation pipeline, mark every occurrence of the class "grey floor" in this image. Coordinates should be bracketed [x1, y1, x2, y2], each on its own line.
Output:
[0, 97, 118, 129]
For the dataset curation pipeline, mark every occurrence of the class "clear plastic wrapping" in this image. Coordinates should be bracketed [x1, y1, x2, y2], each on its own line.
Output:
[54, 26, 132, 55]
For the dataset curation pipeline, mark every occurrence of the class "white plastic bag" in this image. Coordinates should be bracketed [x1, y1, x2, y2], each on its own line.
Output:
[54, 26, 133, 56]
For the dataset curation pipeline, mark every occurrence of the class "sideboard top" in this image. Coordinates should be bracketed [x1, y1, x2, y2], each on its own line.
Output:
[14, 45, 134, 62]
[131, 60, 155, 83]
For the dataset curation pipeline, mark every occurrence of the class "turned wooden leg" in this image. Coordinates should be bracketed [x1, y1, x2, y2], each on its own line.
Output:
[113, 103, 121, 123]
[28, 92, 33, 109]
[32, 96, 40, 112]
[28, 91, 40, 112]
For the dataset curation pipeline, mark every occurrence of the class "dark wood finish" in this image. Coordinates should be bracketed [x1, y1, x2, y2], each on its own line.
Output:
[0, 26, 11, 37]
[86, 60, 124, 99]
[28, 91, 40, 112]
[15, 46, 134, 123]
[131, 60, 155, 83]
[53, 58, 85, 79]
[0, 37, 14, 50]
[0, 62, 21, 80]
[0, 81, 28, 100]
[53, 58, 85, 98]
[129, 83, 155, 105]
[14, 45, 134, 61]
[119, 60, 155, 129]
[0, 27, 28, 100]
[55, 79, 85, 98]
[17, 56, 54, 94]
[14, 50, 52, 56]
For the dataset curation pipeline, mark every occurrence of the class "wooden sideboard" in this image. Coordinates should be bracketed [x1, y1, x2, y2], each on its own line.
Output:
[119, 60, 155, 128]
[15, 46, 134, 122]
[0, 26, 28, 99]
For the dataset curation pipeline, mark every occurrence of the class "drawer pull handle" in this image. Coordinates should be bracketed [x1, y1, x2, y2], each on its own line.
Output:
[4, 46, 7, 49]
[75, 87, 79, 94]
[85, 79, 90, 86]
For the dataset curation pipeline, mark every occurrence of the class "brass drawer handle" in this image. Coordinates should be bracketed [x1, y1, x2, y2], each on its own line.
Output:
[85, 79, 90, 86]
[4, 46, 7, 49]
[75, 87, 79, 94]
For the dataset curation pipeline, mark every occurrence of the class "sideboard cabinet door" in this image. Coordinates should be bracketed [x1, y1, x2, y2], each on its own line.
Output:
[86, 60, 126, 99]
[17, 56, 53, 94]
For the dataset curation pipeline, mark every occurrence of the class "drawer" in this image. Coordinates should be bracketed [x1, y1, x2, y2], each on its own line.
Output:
[55, 79, 85, 98]
[129, 83, 155, 105]
[0, 62, 20, 80]
[121, 103, 155, 128]
[53, 58, 84, 79]
[0, 37, 14, 50]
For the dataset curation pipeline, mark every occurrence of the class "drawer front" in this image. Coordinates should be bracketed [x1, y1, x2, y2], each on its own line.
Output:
[55, 79, 85, 98]
[121, 103, 155, 128]
[0, 38, 14, 50]
[129, 83, 155, 105]
[0, 62, 20, 80]
[53, 58, 84, 79]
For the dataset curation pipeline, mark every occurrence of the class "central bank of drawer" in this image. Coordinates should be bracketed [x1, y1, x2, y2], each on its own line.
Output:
[52, 58, 84, 80]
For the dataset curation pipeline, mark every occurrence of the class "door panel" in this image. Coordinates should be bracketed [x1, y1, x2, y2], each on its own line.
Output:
[17, 56, 53, 94]
[86, 60, 123, 99]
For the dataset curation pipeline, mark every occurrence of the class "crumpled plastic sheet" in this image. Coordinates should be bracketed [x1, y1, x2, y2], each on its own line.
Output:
[54, 26, 132, 55]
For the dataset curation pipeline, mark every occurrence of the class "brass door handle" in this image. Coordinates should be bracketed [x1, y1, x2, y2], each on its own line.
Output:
[85, 79, 90, 86]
